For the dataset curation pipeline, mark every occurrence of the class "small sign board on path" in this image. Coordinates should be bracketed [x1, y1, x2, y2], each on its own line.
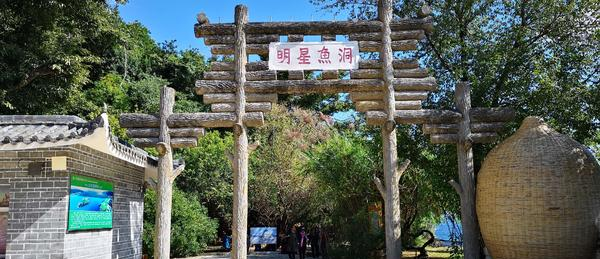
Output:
[268, 41, 359, 71]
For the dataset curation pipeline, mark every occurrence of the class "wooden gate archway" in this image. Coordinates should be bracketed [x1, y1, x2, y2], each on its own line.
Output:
[119, 1, 514, 259]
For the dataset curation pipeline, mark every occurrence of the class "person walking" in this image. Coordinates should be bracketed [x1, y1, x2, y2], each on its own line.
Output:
[298, 227, 308, 259]
[319, 230, 328, 259]
[310, 227, 320, 258]
[287, 226, 298, 259]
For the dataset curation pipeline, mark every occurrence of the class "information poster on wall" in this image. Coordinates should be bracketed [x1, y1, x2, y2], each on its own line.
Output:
[67, 175, 113, 231]
[250, 227, 277, 245]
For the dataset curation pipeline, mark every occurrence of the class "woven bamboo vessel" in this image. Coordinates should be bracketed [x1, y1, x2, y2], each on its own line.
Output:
[477, 116, 600, 259]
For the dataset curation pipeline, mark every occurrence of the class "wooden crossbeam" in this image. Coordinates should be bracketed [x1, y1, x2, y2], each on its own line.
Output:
[202, 93, 277, 104]
[365, 107, 514, 125]
[194, 17, 433, 37]
[119, 112, 264, 128]
[196, 78, 437, 95]
[133, 137, 198, 148]
[209, 59, 420, 72]
[126, 127, 205, 138]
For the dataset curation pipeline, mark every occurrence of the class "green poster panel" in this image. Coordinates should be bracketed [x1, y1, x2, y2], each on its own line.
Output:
[67, 174, 114, 231]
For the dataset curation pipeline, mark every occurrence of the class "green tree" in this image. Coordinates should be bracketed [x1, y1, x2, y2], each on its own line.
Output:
[143, 188, 218, 258]
[175, 131, 234, 233]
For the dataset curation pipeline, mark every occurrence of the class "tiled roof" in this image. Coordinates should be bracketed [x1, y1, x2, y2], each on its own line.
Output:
[0, 115, 103, 145]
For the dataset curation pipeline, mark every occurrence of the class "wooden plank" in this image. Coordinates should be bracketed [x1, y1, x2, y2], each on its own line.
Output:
[133, 137, 198, 148]
[126, 128, 205, 138]
[212, 59, 419, 71]
[211, 61, 270, 72]
[470, 107, 515, 122]
[210, 44, 269, 55]
[204, 70, 277, 81]
[349, 30, 425, 41]
[429, 132, 498, 144]
[211, 102, 272, 112]
[393, 77, 437, 91]
[196, 78, 435, 94]
[354, 100, 421, 112]
[359, 59, 419, 69]
[246, 79, 381, 94]
[194, 18, 433, 36]
[350, 68, 429, 79]
[423, 122, 507, 134]
[422, 123, 459, 134]
[350, 91, 428, 101]
[365, 109, 462, 125]
[471, 122, 506, 132]
[203, 93, 277, 104]
[359, 40, 418, 52]
[204, 34, 278, 45]
[120, 112, 265, 128]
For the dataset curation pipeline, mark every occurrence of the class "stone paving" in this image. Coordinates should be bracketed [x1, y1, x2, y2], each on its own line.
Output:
[181, 251, 291, 259]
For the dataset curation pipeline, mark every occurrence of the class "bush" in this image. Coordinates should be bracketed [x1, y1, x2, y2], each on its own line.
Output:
[143, 188, 218, 258]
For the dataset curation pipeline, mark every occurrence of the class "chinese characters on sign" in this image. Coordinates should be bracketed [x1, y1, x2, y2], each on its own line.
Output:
[268, 42, 359, 70]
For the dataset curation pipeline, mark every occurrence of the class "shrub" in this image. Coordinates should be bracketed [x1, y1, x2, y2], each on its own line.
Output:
[143, 188, 218, 258]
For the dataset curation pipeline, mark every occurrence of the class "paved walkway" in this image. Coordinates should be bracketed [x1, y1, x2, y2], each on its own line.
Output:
[180, 251, 290, 259]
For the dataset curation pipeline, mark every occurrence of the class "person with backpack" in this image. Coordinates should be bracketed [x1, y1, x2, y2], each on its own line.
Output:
[287, 226, 298, 259]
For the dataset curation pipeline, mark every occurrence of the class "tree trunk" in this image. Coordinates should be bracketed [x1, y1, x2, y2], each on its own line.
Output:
[231, 5, 249, 259]
[453, 82, 482, 259]
[379, 0, 402, 258]
[154, 86, 175, 259]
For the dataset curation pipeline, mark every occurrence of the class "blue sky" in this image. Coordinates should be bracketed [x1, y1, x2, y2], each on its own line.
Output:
[118, 0, 348, 58]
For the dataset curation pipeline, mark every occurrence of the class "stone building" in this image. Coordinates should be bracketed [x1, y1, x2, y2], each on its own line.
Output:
[0, 114, 159, 259]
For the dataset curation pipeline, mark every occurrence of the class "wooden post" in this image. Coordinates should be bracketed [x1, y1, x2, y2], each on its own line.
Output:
[451, 82, 482, 259]
[232, 5, 249, 259]
[378, 0, 403, 258]
[154, 86, 175, 259]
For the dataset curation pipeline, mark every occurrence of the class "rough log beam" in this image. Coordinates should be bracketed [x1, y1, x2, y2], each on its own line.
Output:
[350, 91, 428, 101]
[470, 107, 516, 122]
[359, 40, 418, 52]
[204, 70, 277, 81]
[204, 34, 279, 45]
[203, 93, 277, 104]
[194, 17, 433, 37]
[355, 101, 421, 112]
[359, 59, 419, 69]
[350, 68, 429, 79]
[132, 137, 198, 148]
[120, 112, 264, 128]
[349, 30, 425, 41]
[196, 78, 437, 94]
[365, 107, 515, 125]
[429, 132, 499, 144]
[211, 102, 272, 112]
[126, 128, 205, 138]
[365, 110, 462, 125]
[210, 59, 419, 71]
[211, 44, 269, 55]
[422, 122, 507, 134]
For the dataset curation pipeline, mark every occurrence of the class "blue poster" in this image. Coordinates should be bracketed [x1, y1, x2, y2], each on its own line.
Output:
[250, 227, 277, 245]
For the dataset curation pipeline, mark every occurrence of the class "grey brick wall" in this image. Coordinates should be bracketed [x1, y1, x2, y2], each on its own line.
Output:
[0, 145, 145, 259]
